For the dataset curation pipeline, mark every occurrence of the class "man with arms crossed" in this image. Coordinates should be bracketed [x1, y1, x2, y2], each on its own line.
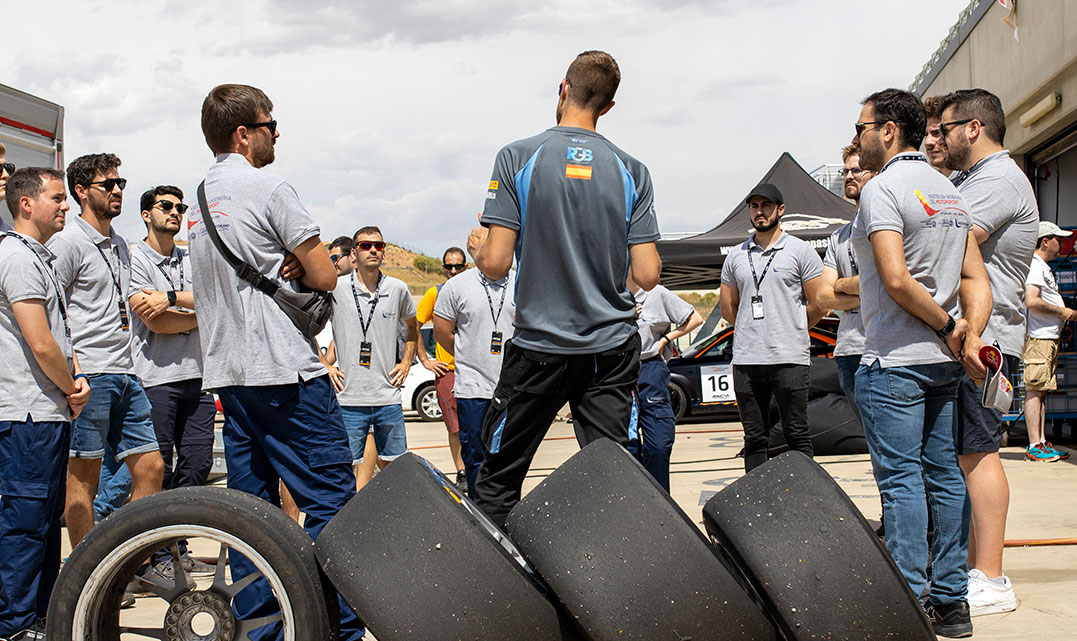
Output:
[851, 88, 991, 639]
[1023, 222, 1075, 462]
[468, 50, 661, 527]
[323, 226, 417, 489]
[938, 88, 1038, 617]
[191, 84, 362, 639]
[47, 154, 164, 548]
[0, 168, 90, 641]
[720, 183, 825, 472]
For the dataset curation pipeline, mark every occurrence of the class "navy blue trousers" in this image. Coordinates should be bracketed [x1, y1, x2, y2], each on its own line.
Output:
[629, 358, 677, 491]
[456, 398, 490, 498]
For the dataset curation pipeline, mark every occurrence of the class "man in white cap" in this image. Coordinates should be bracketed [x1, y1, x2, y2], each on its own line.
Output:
[1022, 221, 1075, 462]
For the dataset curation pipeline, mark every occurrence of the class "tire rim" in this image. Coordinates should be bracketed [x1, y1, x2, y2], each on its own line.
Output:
[71, 525, 296, 641]
[421, 389, 442, 419]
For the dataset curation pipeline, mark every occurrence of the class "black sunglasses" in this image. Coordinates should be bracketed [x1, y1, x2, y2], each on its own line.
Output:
[244, 120, 277, 136]
[854, 121, 890, 136]
[1, 162, 14, 175]
[938, 118, 975, 138]
[443, 263, 466, 271]
[357, 240, 386, 251]
[329, 253, 343, 264]
[155, 200, 189, 214]
[89, 178, 127, 192]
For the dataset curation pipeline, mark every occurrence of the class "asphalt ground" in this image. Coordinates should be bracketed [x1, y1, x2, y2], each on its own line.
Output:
[59, 414, 1077, 639]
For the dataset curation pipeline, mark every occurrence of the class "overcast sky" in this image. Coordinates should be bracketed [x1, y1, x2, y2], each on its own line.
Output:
[5, 0, 973, 256]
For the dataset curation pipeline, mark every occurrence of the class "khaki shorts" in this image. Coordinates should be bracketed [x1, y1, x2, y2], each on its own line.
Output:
[1022, 337, 1059, 391]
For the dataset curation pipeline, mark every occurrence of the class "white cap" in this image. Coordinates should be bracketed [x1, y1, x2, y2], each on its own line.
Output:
[1038, 221, 1073, 239]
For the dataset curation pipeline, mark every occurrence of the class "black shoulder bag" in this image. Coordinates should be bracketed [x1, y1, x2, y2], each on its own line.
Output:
[196, 181, 333, 339]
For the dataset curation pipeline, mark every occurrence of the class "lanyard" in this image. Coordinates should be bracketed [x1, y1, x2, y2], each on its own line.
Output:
[479, 273, 507, 326]
[153, 252, 184, 291]
[350, 272, 383, 339]
[92, 242, 125, 305]
[747, 244, 780, 291]
[847, 244, 858, 275]
[879, 152, 927, 174]
[4, 232, 70, 338]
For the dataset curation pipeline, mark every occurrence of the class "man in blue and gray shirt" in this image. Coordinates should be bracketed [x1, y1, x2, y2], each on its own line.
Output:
[467, 50, 662, 527]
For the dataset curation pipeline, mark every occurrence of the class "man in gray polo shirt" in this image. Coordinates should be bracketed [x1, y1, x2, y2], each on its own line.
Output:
[938, 88, 1038, 617]
[720, 182, 825, 472]
[47, 153, 164, 549]
[323, 226, 417, 489]
[467, 50, 662, 527]
[432, 264, 517, 497]
[0, 167, 90, 640]
[851, 88, 992, 638]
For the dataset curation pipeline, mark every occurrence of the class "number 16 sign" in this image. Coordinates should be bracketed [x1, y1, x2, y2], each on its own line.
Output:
[700, 364, 734, 403]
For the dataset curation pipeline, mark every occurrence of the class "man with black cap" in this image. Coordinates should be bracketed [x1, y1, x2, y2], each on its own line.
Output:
[720, 182, 825, 472]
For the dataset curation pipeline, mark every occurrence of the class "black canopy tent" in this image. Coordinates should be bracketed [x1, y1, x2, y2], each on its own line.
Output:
[657, 152, 857, 290]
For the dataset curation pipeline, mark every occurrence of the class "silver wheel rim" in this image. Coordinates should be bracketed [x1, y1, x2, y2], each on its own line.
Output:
[71, 525, 296, 641]
[421, 389, 441, 419]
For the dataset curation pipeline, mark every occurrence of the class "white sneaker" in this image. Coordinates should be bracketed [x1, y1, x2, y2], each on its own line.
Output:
[967, 568, 1016, 616]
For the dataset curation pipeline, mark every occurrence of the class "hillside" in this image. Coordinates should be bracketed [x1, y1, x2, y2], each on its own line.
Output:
[380, 243, 447, 295]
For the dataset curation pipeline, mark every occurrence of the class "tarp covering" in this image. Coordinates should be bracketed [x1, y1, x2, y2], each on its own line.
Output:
[657, 152, 856, 290]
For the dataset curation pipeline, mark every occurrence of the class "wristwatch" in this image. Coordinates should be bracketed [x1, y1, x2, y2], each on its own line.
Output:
[167, 290, 177, 306]
[935, 314, 956, 339]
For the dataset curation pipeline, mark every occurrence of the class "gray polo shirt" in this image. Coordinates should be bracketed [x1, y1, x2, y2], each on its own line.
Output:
[481, 126, 661, 355]
[953, 151, 1038, 357]
[720, 231, 823, 366]
[47, 214, 134, 375]
[433, 268, 516, 399]
[823, 222, 865, 357]
[189, 154, 327, 389]
[852, 152, 971, 368]
[0, 232, 73, 421]
[129, 241, 202, 387]
[331, 272, 416, 407]
[635, 285, 695, 360]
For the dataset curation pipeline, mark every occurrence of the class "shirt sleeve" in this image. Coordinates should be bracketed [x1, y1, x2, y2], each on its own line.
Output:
[662, 288, 696, 325]
[860, 181, 904, 236]
[822, 231, 839, 269]
[400, 284, 418, 320]
[481, 146, 522, 232]
[432, 279, 459, 322]
[0, 251, 50, 304]
[265, 182, 320, 252]
[963, 177, 1016, 236]
[627, 167, 661, 245]
[720, 251, 738, 286]
[46, 235, 79, 291]
[800, 242, 824, 281]
[128, 250, 154, 297]
[1026, 260, 1048, 287]
[415, 286, 438, 324]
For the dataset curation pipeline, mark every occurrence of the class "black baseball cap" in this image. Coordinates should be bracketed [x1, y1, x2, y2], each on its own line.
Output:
[745, 183, 784, 205]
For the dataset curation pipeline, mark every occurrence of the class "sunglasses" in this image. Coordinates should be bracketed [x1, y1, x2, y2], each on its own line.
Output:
[89, 178, 128, 192]
[244, 120, 277, 136]
[357, 241, 386, 251]
[1, 162, 14, 175]
[938, 118, 975, 138]
[853, 121, 888, 136]
[329, 253, 344, 264]
[443, 263, 466, 271]
[155, 200, 189, 214]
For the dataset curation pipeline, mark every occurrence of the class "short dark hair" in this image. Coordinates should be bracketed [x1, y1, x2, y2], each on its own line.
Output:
[922, 95, 944, 120]
[66, 153, 121, 206]
[861, 88, 927, 151]
[1037, 235, 1053, 250]
[201, 84, 274, 155]
[140, 185, 184, 213]
[841, 144, 859, 163]
[937, 88, 1006, 146]
[5, 167, 65, 217]
[565, 51, 621, 117]
[442, 246, 465, 263]
[352, 226, 382, 243]
[328, 236, 355, 253]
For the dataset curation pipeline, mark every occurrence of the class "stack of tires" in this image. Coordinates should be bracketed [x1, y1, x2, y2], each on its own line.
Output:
[48, 443, 932, 641]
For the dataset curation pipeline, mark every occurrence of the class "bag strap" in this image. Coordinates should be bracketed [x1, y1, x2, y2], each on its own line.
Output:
[196, 181, 279, 296]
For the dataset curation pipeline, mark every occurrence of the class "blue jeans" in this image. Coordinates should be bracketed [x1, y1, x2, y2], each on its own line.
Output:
[93, 453, 130, 522]
[834, 355, 864, 430]
[629, 358, 676, 491]
[69, 373, 159, 459]
[339, 404, 407, 462]
[456, 398, 491, 498]
[855, 360, 969, 603]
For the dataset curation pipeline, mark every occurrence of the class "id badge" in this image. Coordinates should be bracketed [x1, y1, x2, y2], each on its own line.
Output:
[119, 301, 130, 331]
[751, 295, 764, 320]
[359, 341, 372, 368]
[490, 331, 503, 355]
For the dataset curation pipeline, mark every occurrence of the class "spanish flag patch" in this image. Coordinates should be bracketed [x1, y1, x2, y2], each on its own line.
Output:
[565, 164, 592, 180]
[489, 180, 499, 190]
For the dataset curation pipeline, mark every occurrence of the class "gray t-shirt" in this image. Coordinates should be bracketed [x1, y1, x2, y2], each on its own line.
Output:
[852, 152, 971, 368]
[129, 241, 202, 387]
[954, 151, 1038, 357]
[331, 273, 416, 407]
[822, 222, 866, 357]
[188, 153, 327, 389]
[47, 214, 134, 375]
[0, 232, 73, 421]
[720, 231, 823, 366]
[433, 268, 516, 399]
[635, 285, 695, 360]
[481, 126, 661, 355]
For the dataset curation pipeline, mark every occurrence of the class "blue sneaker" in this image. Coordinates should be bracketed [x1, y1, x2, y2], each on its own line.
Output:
[1026, 443, 1061, 462]
[1043, 442, 1070, 460]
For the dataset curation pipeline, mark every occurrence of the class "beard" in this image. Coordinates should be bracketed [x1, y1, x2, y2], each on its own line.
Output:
[844, 181, 860, 200]
[752, 216, 779, 232]
[150, 217, 179, 237]
[250, 138, 276, 168]
[944, 133, 971, 171]
[858, 137, 885, 173]
[89, 191, 121, 219]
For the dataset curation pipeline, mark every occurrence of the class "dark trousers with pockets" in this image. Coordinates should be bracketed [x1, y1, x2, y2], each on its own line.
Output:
[474, 335, 641, 528]
[733, 363, 812, 472]
[628, 357, 676, 491]
[0, 419, 69, 635]
[146, 378, 216, 491]
[217, 375, 363, 641]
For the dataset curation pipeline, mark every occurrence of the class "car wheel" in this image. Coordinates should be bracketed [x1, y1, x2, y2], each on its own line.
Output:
[415, 382, 442, 422]
[48, 487, 336, 641]
[668, 381, 688, 422]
